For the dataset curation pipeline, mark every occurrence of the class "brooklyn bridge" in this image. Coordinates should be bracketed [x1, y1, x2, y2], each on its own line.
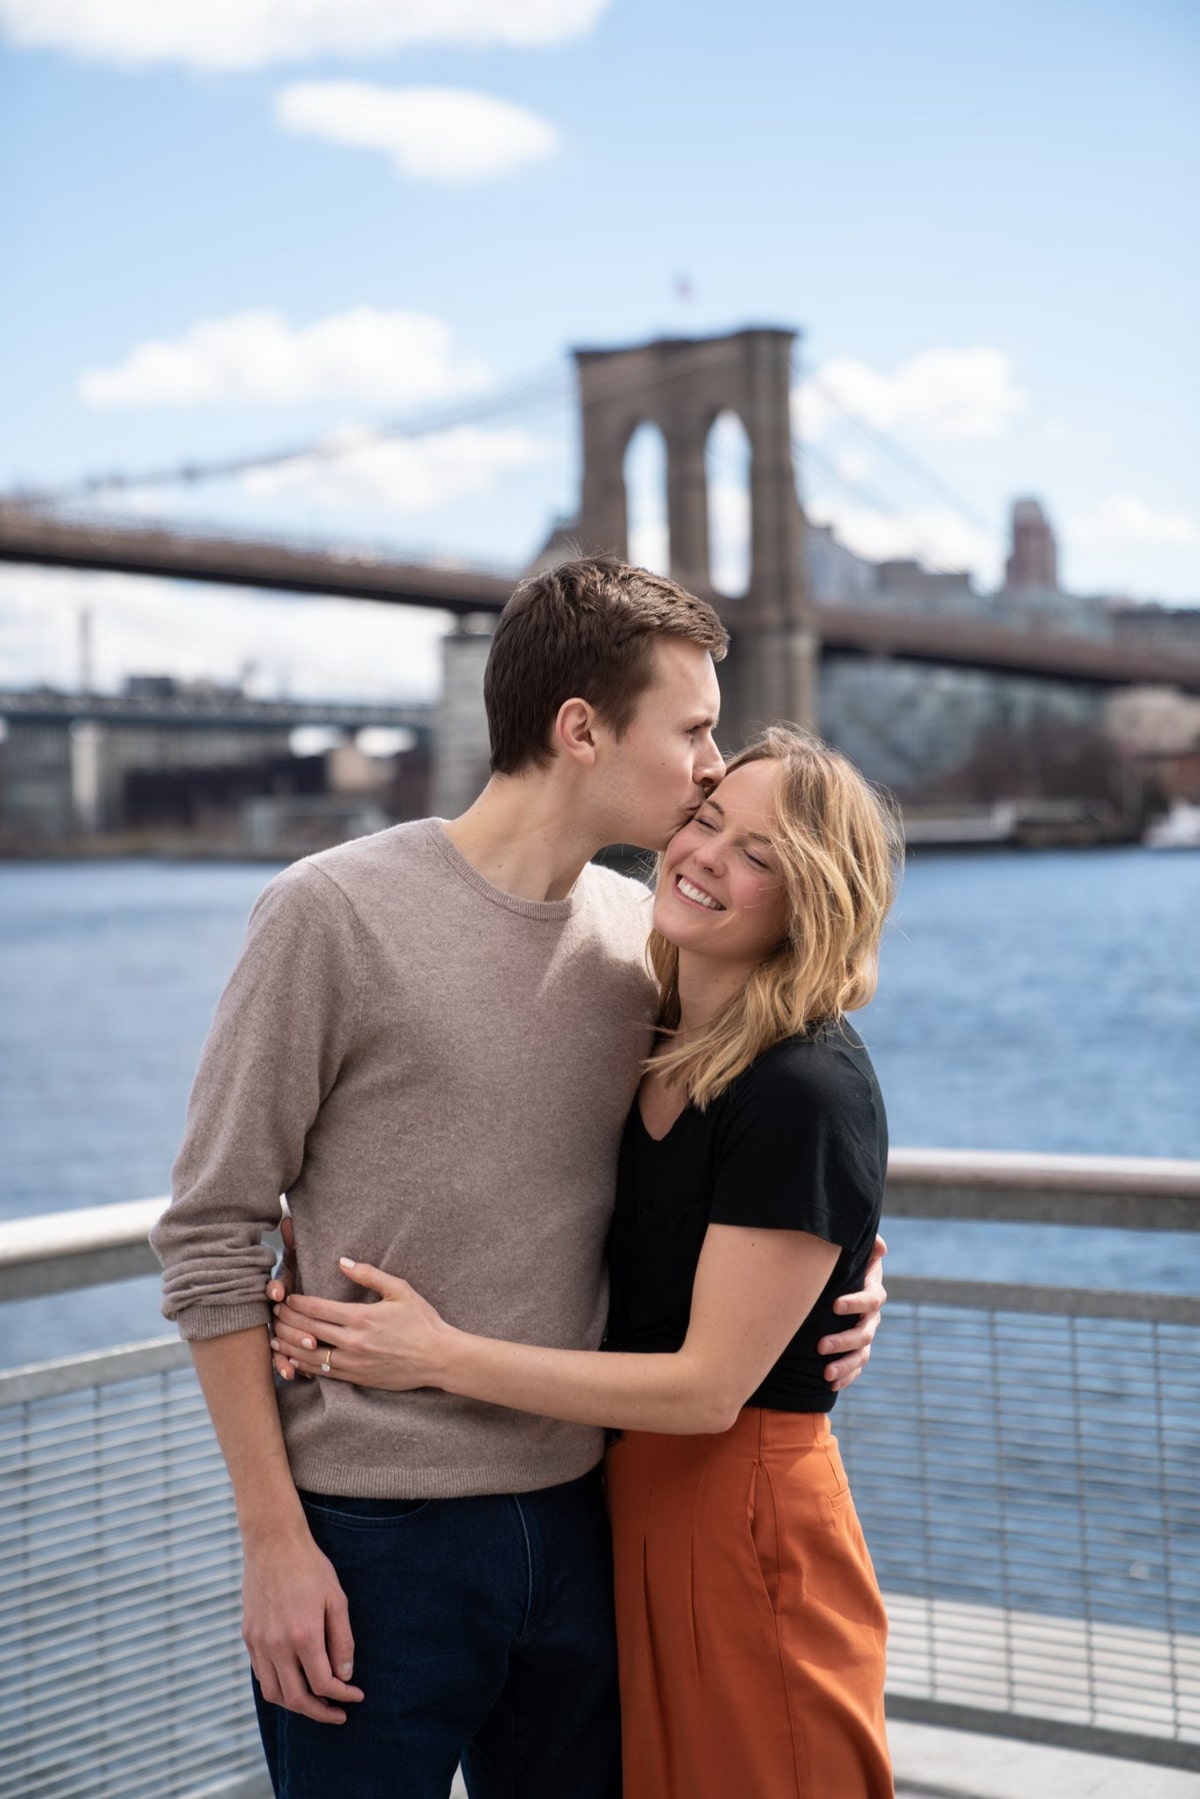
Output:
[4, 327, 1199, 821]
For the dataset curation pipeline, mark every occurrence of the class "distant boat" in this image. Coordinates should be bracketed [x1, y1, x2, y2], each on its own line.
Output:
[1144, 801, 1200, 849]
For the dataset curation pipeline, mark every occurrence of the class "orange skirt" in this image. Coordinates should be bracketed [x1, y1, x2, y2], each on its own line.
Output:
[606, 1408, 891, 1799]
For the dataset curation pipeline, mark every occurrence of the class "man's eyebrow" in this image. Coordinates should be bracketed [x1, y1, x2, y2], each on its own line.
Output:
[700, 797, 774, 848]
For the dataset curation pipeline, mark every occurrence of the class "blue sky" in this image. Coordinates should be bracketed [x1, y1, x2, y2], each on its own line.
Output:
[2, 0, 1197, 699]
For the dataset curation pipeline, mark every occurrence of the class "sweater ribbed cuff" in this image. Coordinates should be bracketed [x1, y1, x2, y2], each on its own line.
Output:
[172, 1299, 272, 1342]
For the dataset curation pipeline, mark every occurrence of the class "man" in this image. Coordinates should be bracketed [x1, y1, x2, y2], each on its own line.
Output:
[152, 556, 885, 1799]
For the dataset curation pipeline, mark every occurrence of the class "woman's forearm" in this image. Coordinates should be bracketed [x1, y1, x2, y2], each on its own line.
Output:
[436, 1331, 738, 1435]
[270, 1226, 840, 1428]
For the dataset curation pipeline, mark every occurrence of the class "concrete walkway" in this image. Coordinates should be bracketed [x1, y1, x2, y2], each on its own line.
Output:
[890, 1719, 1199, 1797]
[885, 1591, 1199, 1749]
[451, 1727, 1199, 1797]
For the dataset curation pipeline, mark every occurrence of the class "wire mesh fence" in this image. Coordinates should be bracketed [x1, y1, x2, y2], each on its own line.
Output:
[2, 1182, 1199, 1793]
[839, 1283, 1200, 1768]
[0, 1342, 265, 1799]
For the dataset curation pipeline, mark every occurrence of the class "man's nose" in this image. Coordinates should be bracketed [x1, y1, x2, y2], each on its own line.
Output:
[697, 737, 726, 792]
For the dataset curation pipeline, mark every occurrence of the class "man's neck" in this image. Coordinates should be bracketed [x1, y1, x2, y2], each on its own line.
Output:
[443, 775, 607, 903]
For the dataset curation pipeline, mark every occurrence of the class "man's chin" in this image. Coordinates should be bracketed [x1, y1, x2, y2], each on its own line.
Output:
[615, 812, 693, 855]
[664, 807, 703, 842]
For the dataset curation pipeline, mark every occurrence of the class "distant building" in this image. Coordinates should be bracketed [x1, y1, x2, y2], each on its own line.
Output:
[1111, 601, 1200, 657]
[875, 560, 976, 610]
[993, 499, 1113, 639]
[805, 521, 877, 604]
[1005, 497, 1058, 589]
[807, 497, 1111, 794]
[0, 717, 76, 838]
[806, 526, 976, 617]
[0, 676, 430, 848]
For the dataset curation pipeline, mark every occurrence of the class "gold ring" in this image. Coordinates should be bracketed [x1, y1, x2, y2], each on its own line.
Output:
[321, 1349, 333, 1375]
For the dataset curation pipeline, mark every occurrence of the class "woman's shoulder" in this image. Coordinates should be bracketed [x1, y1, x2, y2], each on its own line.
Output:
[737, 1021, 877, 1103]
[711, 1023, 885, 1154]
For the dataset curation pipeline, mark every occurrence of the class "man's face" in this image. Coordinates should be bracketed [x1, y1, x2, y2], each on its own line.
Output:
[598, 640, 725, 850]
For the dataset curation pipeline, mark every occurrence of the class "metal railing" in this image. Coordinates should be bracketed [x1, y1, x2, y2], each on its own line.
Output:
[1, 1150, 1198, 1796]
[856, 1151, 1200, 1770]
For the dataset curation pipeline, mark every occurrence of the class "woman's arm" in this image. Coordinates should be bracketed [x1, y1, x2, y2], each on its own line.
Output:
[271, 1225, 840, 1436]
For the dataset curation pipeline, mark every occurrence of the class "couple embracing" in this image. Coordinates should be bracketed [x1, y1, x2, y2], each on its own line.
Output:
[152, 556, 898, 1798]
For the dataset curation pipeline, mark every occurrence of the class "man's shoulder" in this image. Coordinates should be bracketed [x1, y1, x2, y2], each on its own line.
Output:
[579, 860, 654, 940]
[297, 818, 442, 901]
[581, 858, 653, 912]
[245, 821, 441, 939]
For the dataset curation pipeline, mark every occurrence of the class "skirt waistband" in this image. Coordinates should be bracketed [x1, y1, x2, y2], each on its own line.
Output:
[612, 1407, 833, 1465]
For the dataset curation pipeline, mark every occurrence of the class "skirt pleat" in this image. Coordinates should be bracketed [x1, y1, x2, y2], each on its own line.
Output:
[607, 1408, 892, 1799]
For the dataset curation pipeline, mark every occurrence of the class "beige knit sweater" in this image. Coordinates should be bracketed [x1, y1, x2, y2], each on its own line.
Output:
[151, 820, 657, 1497]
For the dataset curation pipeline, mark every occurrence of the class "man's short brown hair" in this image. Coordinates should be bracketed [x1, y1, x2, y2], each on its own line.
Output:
[484, 556, 729, 775]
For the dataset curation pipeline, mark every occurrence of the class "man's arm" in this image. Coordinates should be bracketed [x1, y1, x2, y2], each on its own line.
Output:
[150, 864, 367, 1722]
[191, 1330, 363, 1723]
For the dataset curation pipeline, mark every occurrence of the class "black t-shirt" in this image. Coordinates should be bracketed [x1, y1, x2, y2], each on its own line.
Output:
[604, 1022, 887, 1413]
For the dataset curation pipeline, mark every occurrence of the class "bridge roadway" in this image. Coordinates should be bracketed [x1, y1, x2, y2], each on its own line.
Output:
[5, 504, 1200, 695]
[0, 688, 433, 733]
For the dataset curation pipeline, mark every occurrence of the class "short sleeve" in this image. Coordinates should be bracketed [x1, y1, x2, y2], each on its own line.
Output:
[708, 1038, 885, 1249]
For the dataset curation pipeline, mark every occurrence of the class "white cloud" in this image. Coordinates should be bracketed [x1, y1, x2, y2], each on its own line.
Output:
[1067, 493, 1199, 549]
[833, 448, 872, 485]
[0, 564, 447, 700]
[276, 84, 558, 183]
[0, 0, 609, 71]
[243, 424, 548, 512]
[796, 348, 1028, 442]
[80, 308, 488, 409]
[807, 499, 1000, 583]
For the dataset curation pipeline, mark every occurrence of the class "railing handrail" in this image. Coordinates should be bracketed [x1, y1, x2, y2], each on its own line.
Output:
[0, 1196, 166, 1266]
[884, 1146, 1200, 1230]
[1, 1148, 1198, 1305]
[886, 1145, 1200, 1196]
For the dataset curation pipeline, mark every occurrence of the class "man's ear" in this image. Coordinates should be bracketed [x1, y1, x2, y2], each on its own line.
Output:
[554, 697, 600, 766]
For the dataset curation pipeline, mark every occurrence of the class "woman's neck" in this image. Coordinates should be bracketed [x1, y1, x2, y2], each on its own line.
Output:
[674, 948, 756, 1041]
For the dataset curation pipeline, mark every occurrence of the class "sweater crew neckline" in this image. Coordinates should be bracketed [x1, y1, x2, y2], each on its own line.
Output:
[425, 819, 585, 921]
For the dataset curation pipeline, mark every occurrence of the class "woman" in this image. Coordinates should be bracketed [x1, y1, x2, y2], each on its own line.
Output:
[271, 725, 900, 1799]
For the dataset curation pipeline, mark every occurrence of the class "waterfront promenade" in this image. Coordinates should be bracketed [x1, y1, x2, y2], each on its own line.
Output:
[2, 1148, 1197, 1798]
[2, 851, 1197, 1793]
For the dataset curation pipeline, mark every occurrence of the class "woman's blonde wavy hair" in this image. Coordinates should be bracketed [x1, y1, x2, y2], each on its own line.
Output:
[647, 725, 903, 1109]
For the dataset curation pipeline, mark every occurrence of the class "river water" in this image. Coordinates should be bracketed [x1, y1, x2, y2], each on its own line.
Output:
[2, 846, 1198, 1367]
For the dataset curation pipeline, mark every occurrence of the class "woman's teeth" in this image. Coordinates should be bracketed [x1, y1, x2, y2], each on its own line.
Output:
[677, 875, 724, 911]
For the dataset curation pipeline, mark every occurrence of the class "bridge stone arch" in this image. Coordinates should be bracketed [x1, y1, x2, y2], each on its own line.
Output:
[573, 327, 816, 746]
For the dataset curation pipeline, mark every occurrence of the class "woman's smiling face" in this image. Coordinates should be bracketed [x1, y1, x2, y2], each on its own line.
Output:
[653, 759, 788, 968]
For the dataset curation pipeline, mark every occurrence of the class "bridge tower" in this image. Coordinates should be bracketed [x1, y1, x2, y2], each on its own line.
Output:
[573, 325, 816, 751]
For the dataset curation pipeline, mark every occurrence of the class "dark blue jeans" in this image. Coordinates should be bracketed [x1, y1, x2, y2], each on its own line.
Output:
[253, 1468, 621, 1799]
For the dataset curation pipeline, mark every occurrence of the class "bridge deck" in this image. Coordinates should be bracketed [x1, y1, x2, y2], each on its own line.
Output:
[4, 505, 1200, 692]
